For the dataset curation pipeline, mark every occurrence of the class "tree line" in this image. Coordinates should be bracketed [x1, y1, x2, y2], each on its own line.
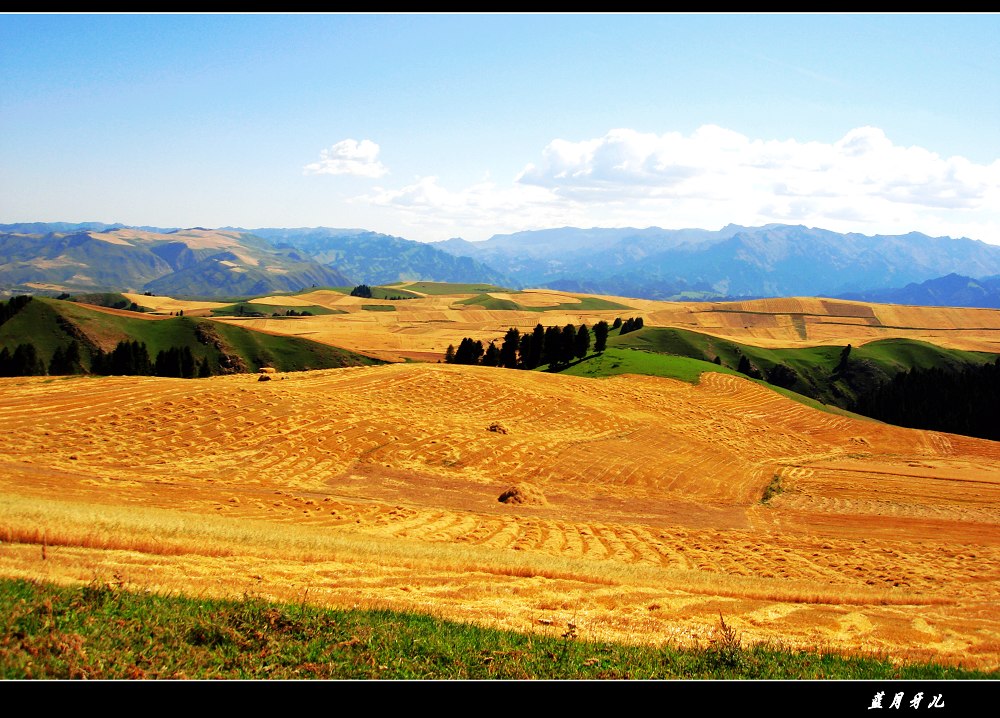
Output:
[851, 357, 1000, 441]
[445, 321, 610, 370]
[0, 338, 212, 379]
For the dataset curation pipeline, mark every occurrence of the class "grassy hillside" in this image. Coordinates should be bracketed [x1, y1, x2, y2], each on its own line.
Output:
[0, 297, 382, 375]
[328, 285, 423, 299]
[403, 281, 513, 295]
[457, 293, 631, 312]
[605, 326, 998, 408]
[2, 577, 990, 679]
[209, 301, 340, 317]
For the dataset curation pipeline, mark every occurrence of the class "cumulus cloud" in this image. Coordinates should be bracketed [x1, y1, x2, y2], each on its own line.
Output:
[358, 125, 1000, 243]
[304, 139, 388, 178]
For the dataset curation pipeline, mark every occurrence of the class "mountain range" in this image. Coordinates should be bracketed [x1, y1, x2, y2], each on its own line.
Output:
[3, 222, 1000, 306]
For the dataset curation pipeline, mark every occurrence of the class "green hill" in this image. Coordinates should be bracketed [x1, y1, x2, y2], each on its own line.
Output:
[593, 325, 998, 409]
[0, 297, 383, 376]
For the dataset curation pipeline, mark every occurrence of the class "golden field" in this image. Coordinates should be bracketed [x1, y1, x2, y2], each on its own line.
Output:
[170, 286, 1000, 361]
[2, 289, 999, 670]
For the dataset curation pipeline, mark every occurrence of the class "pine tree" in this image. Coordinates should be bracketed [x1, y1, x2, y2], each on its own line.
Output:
[528, 323, 545, 369]
[444, 344, 456, 364]
[499, 328, 520, 369]
[560, 323, 577, 366]
[574, 324, 590, 360]
[483, 341, 500, 367]
[593, 320, 609, 353]
[542, 326, 561, 367]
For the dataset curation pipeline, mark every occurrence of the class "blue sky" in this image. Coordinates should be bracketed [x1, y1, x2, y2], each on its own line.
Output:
[2, 13, 998, 244]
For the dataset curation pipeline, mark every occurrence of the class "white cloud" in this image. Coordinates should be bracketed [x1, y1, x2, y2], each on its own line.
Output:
[304, 139, 388, 178]
[356, 125, 1000, 243]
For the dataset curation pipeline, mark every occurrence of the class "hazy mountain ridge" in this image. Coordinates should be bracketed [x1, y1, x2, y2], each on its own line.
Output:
[435, 224, 1000, 300]
[5, 222, 1000, 304]
[836, 273, 1000, 309]
[243, 227, 514, 288]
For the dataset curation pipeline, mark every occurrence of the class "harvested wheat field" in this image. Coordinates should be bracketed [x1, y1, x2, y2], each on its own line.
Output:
[1, 363, 998, 670]
[209, 290, 1000, 363]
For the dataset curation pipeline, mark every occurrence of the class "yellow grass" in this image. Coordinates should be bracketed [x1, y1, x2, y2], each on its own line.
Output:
[1, 362, 998, 668]
[204, 290, 1000, 362]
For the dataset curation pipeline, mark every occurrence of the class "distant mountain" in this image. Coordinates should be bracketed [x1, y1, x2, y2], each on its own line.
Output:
[244, 227, 514, 287]
[435, 224, 1000, 300]
[0, 226, 351, 297]
[7, 222, 1000, 303]
[837, 273, 1000, 309]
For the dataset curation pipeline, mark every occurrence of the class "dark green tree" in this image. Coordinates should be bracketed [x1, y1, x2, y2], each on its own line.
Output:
[518, 333, 533, 370]
[560, 323, 577, 366]
[528, 323, 545, 369]
[483, 341, 500, 367]
[593, 320, 609, 353]
[834, 344, 852, 374]
[542, 326, 561, 367]
[574, 324, 590, 360]
[48, 341, 82, 375]
[350, 284, 373, 298]
[499, 328, 520, 369]
[444, 344, 456, 364]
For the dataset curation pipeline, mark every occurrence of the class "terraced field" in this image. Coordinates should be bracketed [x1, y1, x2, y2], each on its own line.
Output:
[2, 362, 998, 669]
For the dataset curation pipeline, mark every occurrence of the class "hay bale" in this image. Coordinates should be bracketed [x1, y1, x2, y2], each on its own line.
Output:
[259, 366, 277, 374]
[498, 482, 546, 506]
[257, 374, 272, 382]
[487, 421, 509, 434]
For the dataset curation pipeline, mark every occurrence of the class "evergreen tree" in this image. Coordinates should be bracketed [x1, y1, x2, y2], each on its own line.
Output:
[560, 323, 577, 366]
[180, 346, 196, 378]
[593, 320, 609, 353]
[542, 326, 561, 367]
[197, 356, 212, 378]
[3, 343, 46, 376]
[574, 324, 590, 360]
[444, 344, 456, 364]
[499, 328, 520, 369]
[834, 344, 852, 374]
[453, 337, 485, 365]
[736, 354, 762, 379]
[518, 333, 533, 370]
[0, 295, 33, 328]
[483, 341, 500, 367]
[612, 317, 622, 330]
[350, 284, 373, 298]
[528, 323, 545, 369]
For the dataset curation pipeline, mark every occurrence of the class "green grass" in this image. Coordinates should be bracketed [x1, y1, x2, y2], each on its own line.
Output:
[456, 294, 522, 310]
[208, 322, 383, 372]
[326, 286, 422, 300]
[210, 303, 338, 317]
[559, 348, 742, 384]
[0, 297, 379, 374]
[457, 293, 631, 313]
[69, 292, 153, 311]
[360, 304, 396, 312]
[403, 282, 514, 295]
[607, 326, 999, 409]
[1, 577, 990, 679]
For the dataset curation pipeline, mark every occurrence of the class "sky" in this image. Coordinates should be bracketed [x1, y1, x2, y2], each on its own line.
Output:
[2, 13, 999, 245]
